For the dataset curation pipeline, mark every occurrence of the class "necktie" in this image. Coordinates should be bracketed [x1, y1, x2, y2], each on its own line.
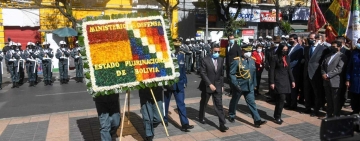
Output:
[214, 59, 217, 71]
[310, 46, 314, 56]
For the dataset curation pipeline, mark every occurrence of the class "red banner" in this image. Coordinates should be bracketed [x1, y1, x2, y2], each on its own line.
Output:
[308, 0, 326, 32]
[260, 12, 282, 22]
[242, 29, 254, 36]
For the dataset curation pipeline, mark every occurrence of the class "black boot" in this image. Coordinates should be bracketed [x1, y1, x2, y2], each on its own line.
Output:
[79, 77, 83, 83]
[44, 80, 48, 86]
[15, 82, 19, 88]
[29, 81, 33, 87]
[11, 82, 16, 88]
[75, 77, 79, 83]
[0, 84, 2, 90]
[49, 80, 53, 86]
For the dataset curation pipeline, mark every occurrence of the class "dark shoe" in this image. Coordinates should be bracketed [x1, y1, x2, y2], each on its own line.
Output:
[75, 77, 79, 83]
[301, 109, 312, 114]
[219, 124, 229, 132]
[79, 77, 83, 83]
[181, 124, 194, 132]
[288, 106, 297, 111]
[228, 117, 235, 123]
[274, 118, 283, 125]
[254, 120, 267, 128]
[310, 111, 319, 117]
[146, 136, 154, 141]
[164, 122, 168, 127]
[153, 122, 160, 128]
[44, 80, 48, 86]
[11, 82, 16, 88]
[15, 82, 19, 88]
[198, 119, 206, 124]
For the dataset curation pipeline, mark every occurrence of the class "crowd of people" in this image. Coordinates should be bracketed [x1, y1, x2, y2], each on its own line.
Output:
[0, 39, 84, 89]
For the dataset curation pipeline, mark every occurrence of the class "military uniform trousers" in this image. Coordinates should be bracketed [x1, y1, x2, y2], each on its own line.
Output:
[185, 54, 192, 72]
[164, 89, 189, 125]
[8, 62, 19, 82]
[195, 54, 201, 71]
[95, 100, 120, 141]
[18, 62, 25, 83]
[28, 63, 37, 82]
[58, 59, 69, 80]
[42, 60, 52, 81]
[140, 99, 164, 137]
[0, 62, 2, 85]
[228, 90, 261, 122]
[75, 60, 83, 77]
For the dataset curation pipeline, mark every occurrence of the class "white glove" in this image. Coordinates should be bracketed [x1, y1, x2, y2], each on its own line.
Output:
[260, 64, 262, 67]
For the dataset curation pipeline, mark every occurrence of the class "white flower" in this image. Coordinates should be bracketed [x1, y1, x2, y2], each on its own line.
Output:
[156, 52, 163, 59]
[133, 29, 141, 38]
[164, 61, 173, 68]
[148, 45, 156, 53]
[141, 37, 148, 46]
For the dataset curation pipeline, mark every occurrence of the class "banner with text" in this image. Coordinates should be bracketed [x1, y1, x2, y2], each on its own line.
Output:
[82, 16, 176, 92]
[260, 11, 282, 22]
[229, 8, 261, 22]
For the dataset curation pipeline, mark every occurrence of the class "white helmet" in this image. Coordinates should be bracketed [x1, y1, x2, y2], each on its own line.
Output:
[259, 36, 263, 39]
[27, 42, 33, 46]
[190, 38, 195, 41]
[285, 35, 289, 39]
[242, 37, 250, 44]
[42, 42, 48, 45]
[75, 41, 79, 44]
[281, 35, 285, 38]
[185, 38, 190, 42]
[59, 41, 66, 45]
[17, 43, 21, 46]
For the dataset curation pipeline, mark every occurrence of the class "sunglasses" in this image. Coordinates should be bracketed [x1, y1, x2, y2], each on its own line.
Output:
[213, 51, 220, 53]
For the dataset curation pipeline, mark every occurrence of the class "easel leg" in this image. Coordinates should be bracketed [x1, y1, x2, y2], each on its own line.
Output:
[127, 90, 130, 125]
[150, 88, 169, 136]
[119, 92, 129, 141]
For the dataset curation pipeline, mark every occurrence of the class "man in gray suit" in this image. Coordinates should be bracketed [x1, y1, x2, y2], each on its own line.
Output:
[321, 41, 347, 117]
[198, 45, 228, 132]
[303, 33, 330, 117]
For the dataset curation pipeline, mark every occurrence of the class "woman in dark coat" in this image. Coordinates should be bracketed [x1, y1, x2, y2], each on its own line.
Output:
[270, 43, 295, 124]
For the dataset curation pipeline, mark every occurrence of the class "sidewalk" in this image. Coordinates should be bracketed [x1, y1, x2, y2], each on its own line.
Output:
[0, 95, 344, 141]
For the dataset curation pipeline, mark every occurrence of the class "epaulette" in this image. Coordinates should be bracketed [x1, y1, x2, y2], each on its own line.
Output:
[233, 57, 240, 60]
[251, 56, 256, 60]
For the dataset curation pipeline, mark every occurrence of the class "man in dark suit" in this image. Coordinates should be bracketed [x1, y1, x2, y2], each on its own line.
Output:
[198, 45, 228, 132]
[321, 41, 347, 117]
[303, 33, 329, 116]
[164, 43, 194, 131]
[228, 45, 267, 128]
[336, 36, 351, 108]
[264, 36, 281, 101]
[286, 34, 304, 110]
[225, 34, 242, 96]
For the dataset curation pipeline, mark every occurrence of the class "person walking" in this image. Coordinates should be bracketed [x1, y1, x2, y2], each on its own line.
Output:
[252, 44, 265, 96]
[270, 43, 295, 124]
[198, 45, 228, 132]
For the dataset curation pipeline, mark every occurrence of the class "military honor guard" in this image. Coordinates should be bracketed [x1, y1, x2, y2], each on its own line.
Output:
[24, 42, 40, 87]
[56, 41, 71, 84]
[182, 38, 193, 74]
[163, 42, 194, 131]
[40, 42, 54, 86]
[5, 42, 21, 88]
[228, 45, 267, 128]
[71, 41, 84, 83]
[0, 50, 3, 89]
[193, 37, 202, 73]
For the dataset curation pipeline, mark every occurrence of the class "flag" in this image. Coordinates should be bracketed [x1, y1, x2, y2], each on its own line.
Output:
[345, 0, 360, 44]
[325, 24, 338, 43]
[324, 0, 352, 36]
[308, 0, 326, 32]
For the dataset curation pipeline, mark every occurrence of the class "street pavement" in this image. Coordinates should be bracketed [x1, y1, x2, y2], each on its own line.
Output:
[0, 69, 354, 141]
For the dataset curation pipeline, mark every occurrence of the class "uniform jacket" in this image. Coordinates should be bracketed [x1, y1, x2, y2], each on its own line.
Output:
[40, 48, 54, 63]
[198, 55, 224, 94]
[23, 49, 39, 66]
[288, 44, 304, 75]
[5, 49, 20, 66]
[71, 47, 82, 64]
[304, 44, 329, 80]
[252, 51, 264, 71]
[166, 51, 187, 91]
[56, 48, 71, 61]
[269, 55, 295, 94]
[321, 52, 346, 88]
[230, 57, 257, 92]
[346, 49, 360, 93]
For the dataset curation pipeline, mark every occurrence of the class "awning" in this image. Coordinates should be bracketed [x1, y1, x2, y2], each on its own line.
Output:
[290, 24, 325, 32]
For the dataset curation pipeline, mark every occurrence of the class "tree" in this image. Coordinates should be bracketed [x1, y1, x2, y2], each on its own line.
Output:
[54, 0, 77, 29]
[212, 0, 245, 37]
[155, 0, 180, 27]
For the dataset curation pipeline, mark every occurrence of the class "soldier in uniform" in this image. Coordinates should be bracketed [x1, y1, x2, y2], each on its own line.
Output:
[56, 41, 71, 84]
[258, 36, 266, 47]
[24, 43, 40, 87]
[71, 41, 83, 83]
[228, 45, 267, 128]
[0, 49, 3, 89]
[40, 42, 54, 86]
[16, 43, 25, 84]
[193, 37, 202, 74]
[5, 42, 20, 88]
[22, 43, 32, 84]
[190, 38, 196, 72]
[182, 38, 193, 74]
[204, 38, 212, 56]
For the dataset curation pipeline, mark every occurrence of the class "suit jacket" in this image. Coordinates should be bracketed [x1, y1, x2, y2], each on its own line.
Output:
[166, 52, 187, 91]
[230, 57, 257, 92]
[304, 44, 329, 80]
[252, 51, 264, 71]
[270, 55, 295, 94]
[225, 43, 242, 68]
[198, 56, 224, 94]
[346, 49, 360, 93]
[321, 52, 346, 88]
[288, 44, 304, 75]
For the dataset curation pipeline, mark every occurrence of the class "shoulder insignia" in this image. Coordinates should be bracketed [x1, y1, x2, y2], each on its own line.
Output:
[233, 57, 240, 60]
[251, 56, 256, 60]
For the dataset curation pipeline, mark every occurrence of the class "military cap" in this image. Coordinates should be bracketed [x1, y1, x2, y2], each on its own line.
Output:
[241, 45, 253, 52]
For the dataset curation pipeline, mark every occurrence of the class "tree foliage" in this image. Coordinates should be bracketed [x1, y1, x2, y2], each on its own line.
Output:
[54, 0, 77, 29]
[155, 0, 180, 26]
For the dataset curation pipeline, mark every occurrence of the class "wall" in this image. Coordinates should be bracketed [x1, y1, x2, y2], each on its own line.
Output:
[0, 8, 4, 48]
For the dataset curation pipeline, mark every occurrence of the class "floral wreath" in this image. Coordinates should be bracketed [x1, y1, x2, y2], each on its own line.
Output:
[78, 12, 179, 97]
